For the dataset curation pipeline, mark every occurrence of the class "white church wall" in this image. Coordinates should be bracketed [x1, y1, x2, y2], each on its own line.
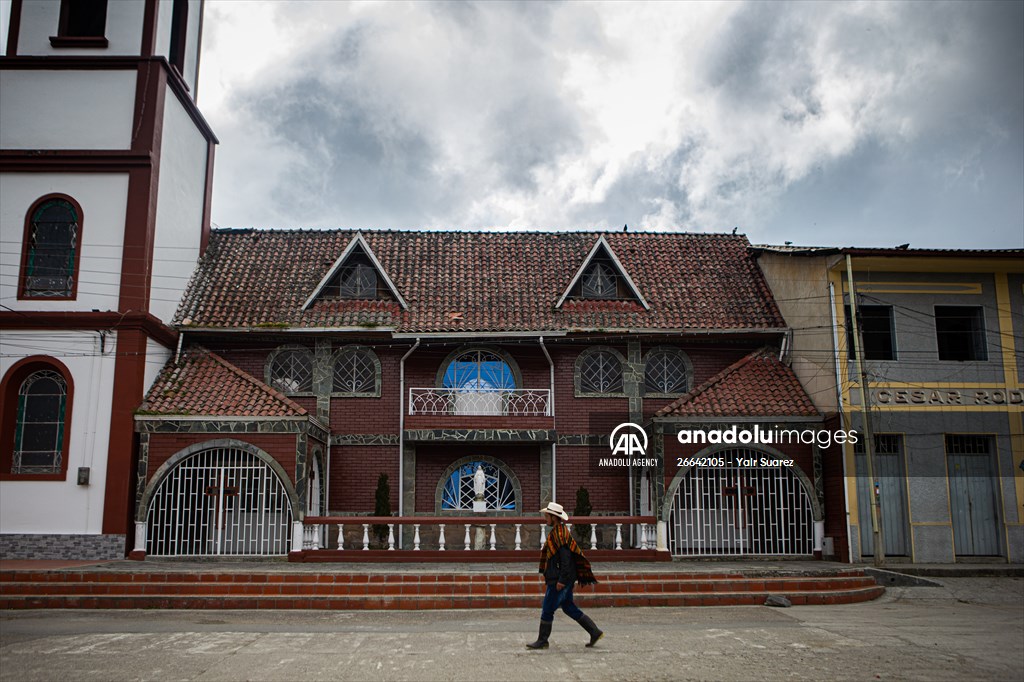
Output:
[145, 338, 172, 392]
[0, 330, 115, 534]
[0, 70, 137, 150]
[0, 173, 128, 313]
[150, 88, 208, 323]
[16, 0, 146, 57]
[154, 0, 203, 94]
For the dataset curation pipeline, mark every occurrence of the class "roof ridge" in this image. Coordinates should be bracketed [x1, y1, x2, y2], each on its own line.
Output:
[192, 346, 308, 416]
[655, 347, 774, 417]
[209, 227, 750, 238]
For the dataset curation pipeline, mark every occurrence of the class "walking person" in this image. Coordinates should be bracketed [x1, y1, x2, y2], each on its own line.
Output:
[526, 502, 603, 650]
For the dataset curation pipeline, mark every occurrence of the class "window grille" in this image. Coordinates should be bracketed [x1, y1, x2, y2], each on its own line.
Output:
[441, 461, 517, 511]
[945, 434, 992, 455]
[442, 350, 516, 390]
[579, 349, 623, 394]
[333, 347, 377, 394]
[337, 263, 377, 299]
[268, 348, 313, 393]
[854, 434, 902, 455]
[12, 370, 67, 474]
[644, 348, 690, 394]
[24, 199, 78, 298]
[581, 261, 617, 299]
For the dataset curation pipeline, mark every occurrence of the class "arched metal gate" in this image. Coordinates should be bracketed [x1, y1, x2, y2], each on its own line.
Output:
[146, 447, 294, 556]
[668, 453, 814, 557]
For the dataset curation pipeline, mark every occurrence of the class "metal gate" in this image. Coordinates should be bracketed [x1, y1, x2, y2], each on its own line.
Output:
[146, 447, 294, 556]
[855, 435, 910, 556]
[946, 435, 1002, 557]
[668, 454, 814, 556]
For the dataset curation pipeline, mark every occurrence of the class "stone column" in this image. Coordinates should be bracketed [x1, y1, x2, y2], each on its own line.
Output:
[625, 340, 645, 516]
[539, 443, 553, 504]
[295, 431, 308, 515]
[402, 442, 416, 546]
[314, 337, 332, 424]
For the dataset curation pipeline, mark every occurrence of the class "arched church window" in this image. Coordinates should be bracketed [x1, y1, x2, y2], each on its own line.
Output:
[266, 346, 314, 394]
[332, 346, 379, 395]
[644, 347, 692, 395]
[5, 367, 69, 475]
[441, 461, 517, 511]
[20, 196, 81, 299]
[441, 349, 517, 390]
[577, 348, 624, 395]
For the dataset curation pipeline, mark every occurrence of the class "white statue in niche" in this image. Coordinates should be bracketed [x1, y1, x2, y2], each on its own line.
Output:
[472, 465, 487, 513]
[473, 465, 486, 501]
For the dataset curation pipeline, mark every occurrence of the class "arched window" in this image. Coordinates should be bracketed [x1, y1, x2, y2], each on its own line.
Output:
[332, 346, 379, 396]
[576, 348, 624, 395]
[441, 349, 517, 390]
[644, 347, 692, 395]
[441, 460, 518, 511]
[1, 358, 74, 479]
[266, 346, 314, 394]
[20, 196, 81, 299]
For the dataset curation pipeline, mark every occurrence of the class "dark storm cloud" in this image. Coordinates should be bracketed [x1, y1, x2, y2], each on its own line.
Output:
[203, 1, 1022, 247]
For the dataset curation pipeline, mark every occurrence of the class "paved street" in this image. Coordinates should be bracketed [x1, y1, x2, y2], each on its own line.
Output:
[1, 578, 1021, 682]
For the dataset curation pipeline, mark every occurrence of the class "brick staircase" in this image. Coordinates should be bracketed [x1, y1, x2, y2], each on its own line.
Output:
[0, 568, 883, 610]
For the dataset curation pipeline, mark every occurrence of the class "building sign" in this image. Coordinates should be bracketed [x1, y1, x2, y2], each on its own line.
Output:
[872, 388, 1023, 406]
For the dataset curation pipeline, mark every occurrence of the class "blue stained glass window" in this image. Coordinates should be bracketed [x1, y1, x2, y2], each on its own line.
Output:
[442, 350, 515, 390]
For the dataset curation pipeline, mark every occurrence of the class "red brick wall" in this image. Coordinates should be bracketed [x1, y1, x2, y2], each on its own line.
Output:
[414, 443, 541, 513]
[146, 433, 299, 484]
[328, 445, 399, 512]
[555, 445, 630, 512]
[330, 349, 401, 434]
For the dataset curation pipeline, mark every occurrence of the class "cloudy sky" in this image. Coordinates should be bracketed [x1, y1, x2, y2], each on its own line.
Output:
[5, 1, 1023, 247]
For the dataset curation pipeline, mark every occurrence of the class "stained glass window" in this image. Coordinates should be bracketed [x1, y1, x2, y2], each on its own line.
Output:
[442, 350, 516, 390]
[13, 370, 67, 474]
[441, 461, 516, 511]
[24, 199, 78, 298]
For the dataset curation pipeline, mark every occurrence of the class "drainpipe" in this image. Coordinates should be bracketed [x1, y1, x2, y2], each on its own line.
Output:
[539, 337, 556, 502]
[398, 338, 421, 547]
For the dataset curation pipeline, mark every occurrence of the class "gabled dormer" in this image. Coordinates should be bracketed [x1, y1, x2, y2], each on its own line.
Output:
[556, 236, 649, 309]
[302, 233, 408, 309]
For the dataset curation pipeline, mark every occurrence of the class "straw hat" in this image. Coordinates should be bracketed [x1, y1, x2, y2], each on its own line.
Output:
[540, 501, 569, 520]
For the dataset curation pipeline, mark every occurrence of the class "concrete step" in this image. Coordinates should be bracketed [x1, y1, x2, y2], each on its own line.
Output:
[0, 569, 883, 609]
[0, 587, 884, 610]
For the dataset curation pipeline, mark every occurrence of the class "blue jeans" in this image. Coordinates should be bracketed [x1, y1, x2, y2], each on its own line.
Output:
[540, 583, 584, 623]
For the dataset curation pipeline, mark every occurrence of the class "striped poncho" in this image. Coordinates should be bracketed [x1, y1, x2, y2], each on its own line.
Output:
[539, 523, 598, 586]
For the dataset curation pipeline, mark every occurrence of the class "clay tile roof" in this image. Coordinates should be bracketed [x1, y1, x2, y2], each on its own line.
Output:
[174, 230, 786, 332]
[655, 348, 819, 419]
[138, 348, 307, 418]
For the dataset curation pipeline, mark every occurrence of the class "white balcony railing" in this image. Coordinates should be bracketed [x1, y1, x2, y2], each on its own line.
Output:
[409, 388, 551, 416]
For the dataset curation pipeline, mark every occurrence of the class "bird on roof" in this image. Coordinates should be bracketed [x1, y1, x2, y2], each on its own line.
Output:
[623, 224, 628, 232]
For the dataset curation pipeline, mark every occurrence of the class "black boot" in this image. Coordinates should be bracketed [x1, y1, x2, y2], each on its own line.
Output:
[576, 614, 603, 647]
[526, 620, 552, 649]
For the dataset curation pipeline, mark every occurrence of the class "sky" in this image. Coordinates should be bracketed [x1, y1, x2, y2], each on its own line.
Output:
[3, 1, 1023, 248]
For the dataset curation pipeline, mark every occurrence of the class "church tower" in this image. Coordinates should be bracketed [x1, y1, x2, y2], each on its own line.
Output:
[0, 0, 217, 559]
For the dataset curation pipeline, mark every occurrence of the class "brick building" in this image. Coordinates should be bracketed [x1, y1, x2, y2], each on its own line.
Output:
[128, 229, 838, 559]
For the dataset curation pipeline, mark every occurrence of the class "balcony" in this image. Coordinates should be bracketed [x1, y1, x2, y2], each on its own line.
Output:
[409, 388, 551, 417]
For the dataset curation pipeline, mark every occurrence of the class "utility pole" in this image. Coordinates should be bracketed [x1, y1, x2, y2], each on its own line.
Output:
[845, 255, 885, 566]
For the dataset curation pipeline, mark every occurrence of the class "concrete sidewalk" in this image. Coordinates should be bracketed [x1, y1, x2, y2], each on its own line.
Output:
[2, 577, 1021, 681]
